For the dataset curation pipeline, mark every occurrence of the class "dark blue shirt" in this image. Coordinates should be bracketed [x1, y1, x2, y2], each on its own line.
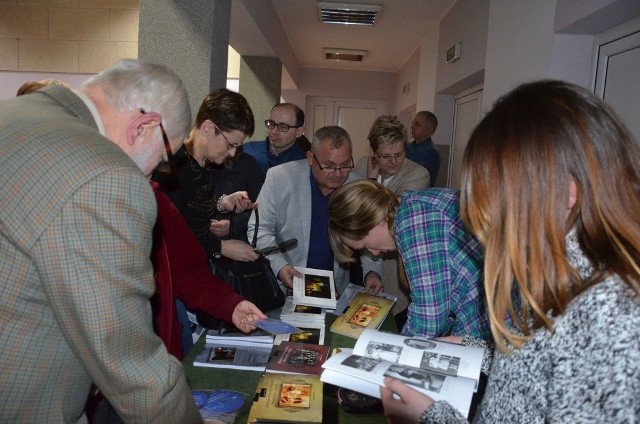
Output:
[405, 137, 441, 187]
[242, 137, 307, 174]
[306, 172, 334, 271]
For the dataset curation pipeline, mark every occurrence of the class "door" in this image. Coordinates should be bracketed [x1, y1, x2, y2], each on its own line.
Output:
[448, 90, 482, 189]
[594, 21, 640, 141]
[306, 97, 386, 162]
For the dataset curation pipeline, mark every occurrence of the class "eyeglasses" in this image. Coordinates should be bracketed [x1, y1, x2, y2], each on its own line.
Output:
[265, 119, 302, 133]
[311, 152, 354, 173]
[214, 124, 243, 150]
[140, 108, 176, 174]
[375, 151, 405, 162]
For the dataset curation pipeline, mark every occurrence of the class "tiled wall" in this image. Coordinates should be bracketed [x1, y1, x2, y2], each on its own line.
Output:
[0, 0, 139, 73]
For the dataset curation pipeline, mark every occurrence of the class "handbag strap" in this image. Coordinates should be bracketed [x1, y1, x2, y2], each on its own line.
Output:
[251, 209, 259, 248]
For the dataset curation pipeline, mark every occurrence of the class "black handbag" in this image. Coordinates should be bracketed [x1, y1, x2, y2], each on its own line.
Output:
[206, 209, 287, 320]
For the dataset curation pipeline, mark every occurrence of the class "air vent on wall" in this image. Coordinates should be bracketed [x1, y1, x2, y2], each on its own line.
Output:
[324, 48, 367, 62]
[317, 2, 382, 26]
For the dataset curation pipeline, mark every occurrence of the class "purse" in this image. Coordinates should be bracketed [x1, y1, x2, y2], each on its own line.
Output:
[205, 209, 287, 326]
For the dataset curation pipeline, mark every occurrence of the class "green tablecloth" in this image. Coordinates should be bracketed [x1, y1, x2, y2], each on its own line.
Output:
[183, 313, 397, 423]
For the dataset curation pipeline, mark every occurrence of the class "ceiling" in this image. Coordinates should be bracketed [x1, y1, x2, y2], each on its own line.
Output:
[230, 0, 455, 75]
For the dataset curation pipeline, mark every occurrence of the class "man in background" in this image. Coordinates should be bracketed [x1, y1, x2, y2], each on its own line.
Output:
[243, 102, 310, 174]
[0, 59, 201, 423]
[406, 111, 441, 187]
[249, 126, 383, 296]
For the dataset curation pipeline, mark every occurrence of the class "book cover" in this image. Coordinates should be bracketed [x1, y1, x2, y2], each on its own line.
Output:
[274, 323, 325, 345]
[320, 329, 486, 418]
[266, 341, 330, 376]
[280, 297, 326, 324]
[331, 282, 398, 316]
[292, 267, 337, 309]
[247, 373, 323, 423]
[193, 342, 272, 371]
[329, 293, 393, 339]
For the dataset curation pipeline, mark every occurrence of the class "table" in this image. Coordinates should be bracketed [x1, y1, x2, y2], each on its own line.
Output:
[183, 313, 397, 423]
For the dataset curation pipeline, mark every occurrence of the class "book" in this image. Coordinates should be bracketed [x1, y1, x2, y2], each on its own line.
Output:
[247, 373, 323, 423]
[292, 267, 337, 309]
[206, 327, 275, 345]
[320, 329, 485, 418]
[266, 341, 330, 376]
[193, 340, 273, 371]
[274, 322, 326, 345]
[280, 296, 327, 324]
[329, 293, 394, 339]
[331, 282, 398, 316]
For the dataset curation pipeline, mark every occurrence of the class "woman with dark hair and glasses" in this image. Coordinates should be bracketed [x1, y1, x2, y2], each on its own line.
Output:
[153, 88, 258, 263]
[380, 80, 640, 423]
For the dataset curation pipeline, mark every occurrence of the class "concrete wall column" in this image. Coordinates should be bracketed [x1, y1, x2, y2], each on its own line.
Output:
[239, 56, 282, 137]
[139, 0, 231, 116]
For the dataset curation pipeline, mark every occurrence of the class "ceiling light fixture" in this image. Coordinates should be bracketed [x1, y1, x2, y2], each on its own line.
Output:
[317, 1, 382, 26]
[323, 48, 368, 62]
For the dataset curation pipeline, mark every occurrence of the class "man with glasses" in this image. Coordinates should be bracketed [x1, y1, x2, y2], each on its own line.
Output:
[248, 126, 383, 296]
[354, 115, 430, 328]
[243, 102, 310, 174]
[407, 110, 441, 187]
[0, 60, 202, 422]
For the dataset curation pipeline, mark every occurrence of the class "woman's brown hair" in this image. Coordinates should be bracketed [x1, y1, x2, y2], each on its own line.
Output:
[460, 80, 640, 352]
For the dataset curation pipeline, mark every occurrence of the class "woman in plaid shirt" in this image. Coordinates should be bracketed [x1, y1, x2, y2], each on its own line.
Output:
[328, 180, 490, 340]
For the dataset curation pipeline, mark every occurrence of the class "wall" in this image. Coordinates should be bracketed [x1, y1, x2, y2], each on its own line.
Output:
[0, 0, 139, 74]
[393, 47, 420, 115]
[482, 0, 557, 112]
[295, 67, 396, 114]
[435, 0, 489, 94]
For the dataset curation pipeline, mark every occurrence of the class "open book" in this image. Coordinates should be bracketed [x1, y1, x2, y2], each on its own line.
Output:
[292, 267, 337, 309]
[321, 329, 485, 418]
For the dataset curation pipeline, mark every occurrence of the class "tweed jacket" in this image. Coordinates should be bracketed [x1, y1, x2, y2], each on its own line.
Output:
[354, 157, 430, 315]
[248, 159, 380, 294]
[0, 86, 200, 423]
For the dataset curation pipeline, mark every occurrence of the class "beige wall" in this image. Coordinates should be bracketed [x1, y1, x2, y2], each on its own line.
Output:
[0, 0, 139, 74]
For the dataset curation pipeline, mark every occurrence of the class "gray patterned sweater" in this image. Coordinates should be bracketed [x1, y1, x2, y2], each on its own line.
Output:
[420, 234, 640, 423]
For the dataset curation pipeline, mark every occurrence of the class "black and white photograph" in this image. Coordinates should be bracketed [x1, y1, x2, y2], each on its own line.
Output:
[421, 353, 461, 376]
[404, 337, 437, 350]
[365, 341, 402, 362]
[342, 354, 382, 372]
[384, 364, 446, 393]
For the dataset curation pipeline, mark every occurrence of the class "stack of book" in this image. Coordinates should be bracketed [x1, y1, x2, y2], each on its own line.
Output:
[320, 328, 485, 418]
[276, 297, 327, 345]
[274, 267, 338, 345]
[193, 328, 275, 371]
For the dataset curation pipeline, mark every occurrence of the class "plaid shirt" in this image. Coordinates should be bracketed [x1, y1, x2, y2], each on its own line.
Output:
[394, 189, 490, 339]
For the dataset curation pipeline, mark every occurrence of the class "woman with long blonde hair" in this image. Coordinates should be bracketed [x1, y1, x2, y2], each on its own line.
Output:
[381, 80, 640, 423]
